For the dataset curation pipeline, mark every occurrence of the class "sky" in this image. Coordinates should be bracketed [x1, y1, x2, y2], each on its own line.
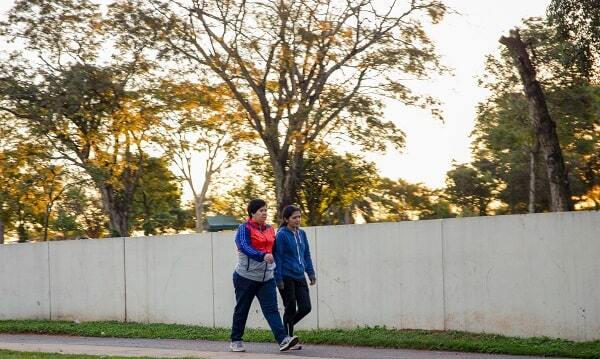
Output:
[0, 0, 551, 191]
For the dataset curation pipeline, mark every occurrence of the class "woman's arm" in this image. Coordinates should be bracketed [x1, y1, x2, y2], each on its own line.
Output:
[274, 231, 285, 287]
[301, 230, 316, 280]
[235, 224, 265, 262]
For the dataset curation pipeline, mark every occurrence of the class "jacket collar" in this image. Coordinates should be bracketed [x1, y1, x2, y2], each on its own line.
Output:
[247, 217, 269, 231]
[279, 225, 299, 235]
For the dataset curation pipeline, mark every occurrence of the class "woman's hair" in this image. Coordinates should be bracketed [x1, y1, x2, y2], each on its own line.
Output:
[280, 205, 301, 227]
[247, 198, 267, 217]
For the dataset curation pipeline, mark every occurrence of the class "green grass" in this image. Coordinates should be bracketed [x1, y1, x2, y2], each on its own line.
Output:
[0, 348, 198, 358]
[0, 320, 599, 358]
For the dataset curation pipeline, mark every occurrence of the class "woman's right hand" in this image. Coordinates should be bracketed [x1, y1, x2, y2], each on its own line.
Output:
[264, 253, 274, 264]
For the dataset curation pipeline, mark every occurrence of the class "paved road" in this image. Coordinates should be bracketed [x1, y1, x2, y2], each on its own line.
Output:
[0, 334, 567, 359]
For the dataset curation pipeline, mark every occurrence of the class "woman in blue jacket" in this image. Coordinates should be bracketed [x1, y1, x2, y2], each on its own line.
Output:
[274, 205, 316, 350]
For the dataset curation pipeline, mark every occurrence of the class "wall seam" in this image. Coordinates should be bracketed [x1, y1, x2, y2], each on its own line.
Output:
[440, 219, 447, 331]
[123, 237, 128, 322]
[47, 241, 52, 321]
[211, 233, 216, 328]
[314, 227, 320, 330]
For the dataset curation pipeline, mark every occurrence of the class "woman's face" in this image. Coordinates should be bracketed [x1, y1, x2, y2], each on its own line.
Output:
[252, 206, 268, 224]
[286, 210, 301, 228]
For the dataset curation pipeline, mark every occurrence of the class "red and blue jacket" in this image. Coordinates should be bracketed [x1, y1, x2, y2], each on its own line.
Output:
[234, 218, 276, 282]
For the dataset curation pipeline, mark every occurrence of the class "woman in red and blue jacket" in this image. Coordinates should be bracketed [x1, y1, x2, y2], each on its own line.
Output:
[274, 205, 316, 350]
[230, 199, 298, 353]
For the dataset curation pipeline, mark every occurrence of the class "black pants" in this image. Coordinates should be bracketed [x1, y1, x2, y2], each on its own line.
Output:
[278, 277, 311, 336]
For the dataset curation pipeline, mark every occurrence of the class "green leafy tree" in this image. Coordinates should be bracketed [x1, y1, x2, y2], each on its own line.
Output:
[207, 175, 271, 221]
[548, 0, 600, 79]
[118, 0, 447, 215]
[52, 186, 108, 239]
[445, 162, 496, 216]
[0, 0, 161, 236]
[297, 145, 378, 225]
[366, 178, 455, 222]
[474, 18, 600, 212]
[130, 157, 183, 236]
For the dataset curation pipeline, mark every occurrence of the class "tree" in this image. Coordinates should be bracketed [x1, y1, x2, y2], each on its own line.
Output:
[445, 162, 496, 216]
[156, 81, 253, 232]
[130, 157, 183, 236]
[474, 18, 599, 213]
[0, 0, 160, 236]
[297, 145, 378, 225]
[207, 175, 271, 221]
[547, 0, 600, 79]
[123, 0, 446, 215]
[500, 29, 573, 211]
[365, 177, 455, 222]
[51, 186, 108, 239]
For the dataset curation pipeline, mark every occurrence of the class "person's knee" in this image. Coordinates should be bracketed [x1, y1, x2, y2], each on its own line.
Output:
[261, 302, 279, 314]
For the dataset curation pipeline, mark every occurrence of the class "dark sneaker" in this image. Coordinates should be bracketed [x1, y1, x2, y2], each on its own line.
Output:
[279, 335, 299, 351]
[229, 341, 245, 352]
[290, 344, 302, 350]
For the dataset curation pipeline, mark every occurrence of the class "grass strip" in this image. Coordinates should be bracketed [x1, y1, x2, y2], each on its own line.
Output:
[0, 320, 599, 358]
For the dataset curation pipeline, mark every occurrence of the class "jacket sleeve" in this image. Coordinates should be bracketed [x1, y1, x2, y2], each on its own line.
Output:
[273, 230, 285, 285]
[301, 230, 315, 278]
[235, 224, 265, 262]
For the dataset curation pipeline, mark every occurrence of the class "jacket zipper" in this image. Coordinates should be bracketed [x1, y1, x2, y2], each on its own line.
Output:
[293, 230, 304, 270]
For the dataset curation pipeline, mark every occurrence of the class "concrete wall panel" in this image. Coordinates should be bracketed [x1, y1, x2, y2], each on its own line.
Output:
[442, 212, 600, 341]
[49, 238, 125, 321]
[125, 233, 213, 326]
[316, 221, 445, 330]
[0, 242, 50, 320]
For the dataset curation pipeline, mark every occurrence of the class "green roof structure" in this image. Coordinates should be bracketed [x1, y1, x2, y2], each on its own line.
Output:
[206, 215, 239, 232]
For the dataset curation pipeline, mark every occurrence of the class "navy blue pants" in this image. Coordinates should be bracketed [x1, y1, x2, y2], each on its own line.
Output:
[231, 272, 286, 343]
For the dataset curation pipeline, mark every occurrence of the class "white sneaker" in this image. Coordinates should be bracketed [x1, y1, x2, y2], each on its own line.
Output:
[279, 335, 299, 351]
[229, 341, 245, 352]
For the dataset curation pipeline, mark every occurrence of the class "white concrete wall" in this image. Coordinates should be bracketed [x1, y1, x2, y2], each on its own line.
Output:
[211, 229, 241, 329]
[1, 211, 599, 341]
[316, 221, 444, 330]
[0, 242, 50, 320]
[49, 238, 125, 321]
[124, 233, 214, 326]
[442, 211, 600, 341]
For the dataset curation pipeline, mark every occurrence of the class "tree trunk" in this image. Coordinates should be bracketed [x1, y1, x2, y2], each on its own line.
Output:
[500, 30, 573, 212]
[343, 208, 352, 224]
[0, 218, 4, 244]
[43, 208, 50, 241]
[270, 157, 295, 219]
[99, 184, 130, 237]
[194, 169, 213, 233]
[194, 198, 204, 232]
[528, 141, 539, 213]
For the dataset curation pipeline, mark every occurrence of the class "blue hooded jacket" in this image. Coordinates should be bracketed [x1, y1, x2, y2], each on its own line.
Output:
[274, 226, 315, 285]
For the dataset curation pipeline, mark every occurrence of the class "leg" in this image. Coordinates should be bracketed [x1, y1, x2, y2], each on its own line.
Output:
[279, 278, 297, 336]
[231, 272, 259, 342]
[291, 278, 312, 326]
[256, 279, 287, 344]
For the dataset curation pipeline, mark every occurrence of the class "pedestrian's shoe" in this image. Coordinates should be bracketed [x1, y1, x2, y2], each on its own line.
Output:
[291, 344, 302, 350]
[229, 341, 245, 352]
[279, 335, 299, 351]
